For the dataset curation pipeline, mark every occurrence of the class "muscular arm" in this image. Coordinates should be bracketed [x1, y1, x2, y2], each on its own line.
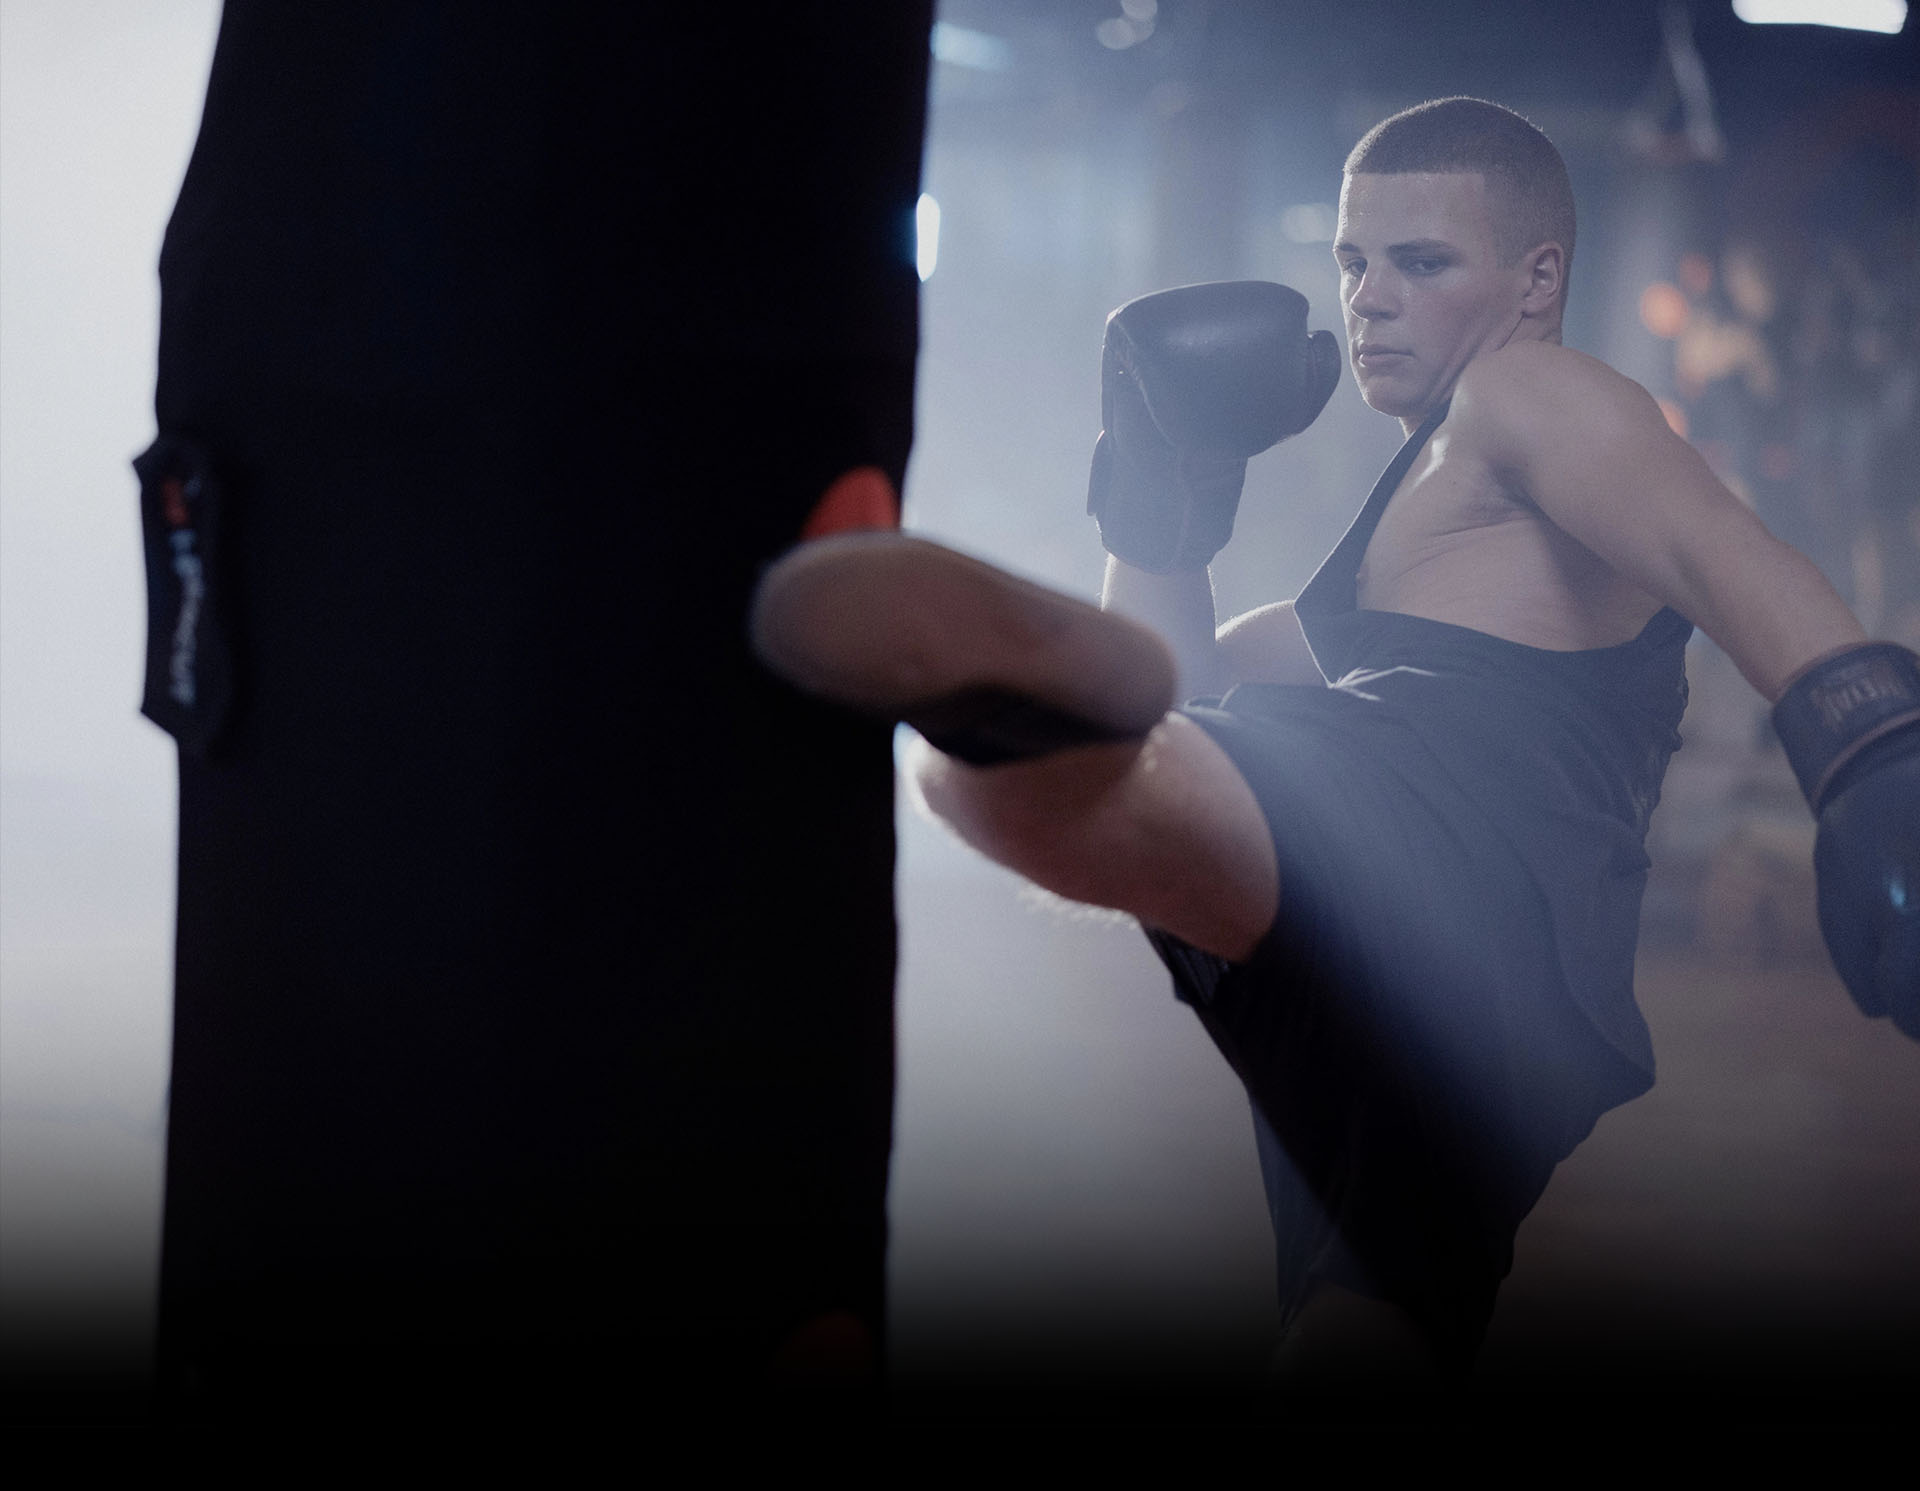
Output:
[1102, 557, 1325, 699]
[1459, 343, 1867, 701]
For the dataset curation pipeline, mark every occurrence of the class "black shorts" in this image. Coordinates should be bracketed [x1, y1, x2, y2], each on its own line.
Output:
[1151, 681, 1651, 1369]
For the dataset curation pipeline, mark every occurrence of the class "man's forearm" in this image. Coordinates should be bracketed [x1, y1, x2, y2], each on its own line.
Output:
[1101, 557, 1224, 699]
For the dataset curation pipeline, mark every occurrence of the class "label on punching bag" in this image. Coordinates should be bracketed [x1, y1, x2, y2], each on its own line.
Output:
[135, 435, 235, 756]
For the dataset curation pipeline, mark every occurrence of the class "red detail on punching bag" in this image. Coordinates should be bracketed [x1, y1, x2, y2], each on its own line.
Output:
[162, 477, 191, 528]
[799, 466, 900, 541]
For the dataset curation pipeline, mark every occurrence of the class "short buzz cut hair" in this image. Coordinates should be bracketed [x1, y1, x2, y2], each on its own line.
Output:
[1346, 97, 1576, 294]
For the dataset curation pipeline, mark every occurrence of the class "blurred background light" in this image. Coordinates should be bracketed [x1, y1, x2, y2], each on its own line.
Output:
[1676, 251, 1715, 297]
[930, 20, 1012, 71]
[916, 192, 941, 282]
[1095, 8, 1154, 50]
[1732, 0, 1907, 31]
[1640, 281, 1691, 338]
[1279, 203, 1338, 245]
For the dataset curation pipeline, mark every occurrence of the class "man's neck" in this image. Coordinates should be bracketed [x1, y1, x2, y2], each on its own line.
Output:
[1398, 324, 1565, 435]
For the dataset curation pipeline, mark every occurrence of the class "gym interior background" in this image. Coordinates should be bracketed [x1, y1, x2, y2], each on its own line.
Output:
[2, 0, 1915, 1398]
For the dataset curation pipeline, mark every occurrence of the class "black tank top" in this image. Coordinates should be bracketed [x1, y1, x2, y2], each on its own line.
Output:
[1293, 404, 1692, 1069]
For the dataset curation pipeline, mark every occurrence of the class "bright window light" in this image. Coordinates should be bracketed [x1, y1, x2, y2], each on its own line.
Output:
[915, 194, 941, 282]
[1732, 0, 1906, 33]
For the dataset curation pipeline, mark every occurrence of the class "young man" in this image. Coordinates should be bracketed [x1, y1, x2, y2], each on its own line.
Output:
[753, 98, 1919, 1375]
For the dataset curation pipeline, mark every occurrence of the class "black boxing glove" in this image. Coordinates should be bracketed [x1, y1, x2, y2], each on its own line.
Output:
[1087, 281, 1341, 574]
[1772, 642, 1920, 1038]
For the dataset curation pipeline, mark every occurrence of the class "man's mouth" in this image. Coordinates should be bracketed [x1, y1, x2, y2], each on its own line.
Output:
[1353, 346, 1410, 366]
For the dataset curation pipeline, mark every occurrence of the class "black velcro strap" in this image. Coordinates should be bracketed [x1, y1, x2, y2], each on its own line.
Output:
[906, 685, 1145, 766]
[135, 434, 235, 756]
[1772, 643, 1920, 811]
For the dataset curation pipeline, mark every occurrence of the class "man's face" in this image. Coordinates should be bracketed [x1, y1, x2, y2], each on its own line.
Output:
[1333, 171, 1529, 423]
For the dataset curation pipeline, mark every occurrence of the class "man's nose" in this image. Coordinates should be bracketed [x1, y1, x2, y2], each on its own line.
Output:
[1347, 268, 1395, 318]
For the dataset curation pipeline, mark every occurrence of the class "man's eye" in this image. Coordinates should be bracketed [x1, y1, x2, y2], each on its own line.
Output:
[1403, 258, 1444, 275]
[1339, 259, 1364, 277]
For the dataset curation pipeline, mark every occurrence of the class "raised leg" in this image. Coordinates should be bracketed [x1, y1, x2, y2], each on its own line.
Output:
[754, 531, 1471, 1380]
[751, 533, 1278, 960]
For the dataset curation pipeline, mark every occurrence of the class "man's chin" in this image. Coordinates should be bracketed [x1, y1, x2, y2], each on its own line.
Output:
[1357, 382, 1425, 420]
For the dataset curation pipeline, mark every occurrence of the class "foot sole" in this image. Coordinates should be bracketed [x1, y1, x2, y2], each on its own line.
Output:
[749, 534, 1176, 762]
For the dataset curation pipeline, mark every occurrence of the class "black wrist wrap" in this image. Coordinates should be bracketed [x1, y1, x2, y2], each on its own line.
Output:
[1086, 433, 1247, 575]
[1772, 642, 1920, 811]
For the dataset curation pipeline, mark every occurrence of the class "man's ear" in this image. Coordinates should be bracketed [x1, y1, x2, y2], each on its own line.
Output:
[1519, 241, 1566, 317]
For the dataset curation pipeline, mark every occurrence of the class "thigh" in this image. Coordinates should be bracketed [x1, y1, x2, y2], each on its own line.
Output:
[910, 710, 1280, 962]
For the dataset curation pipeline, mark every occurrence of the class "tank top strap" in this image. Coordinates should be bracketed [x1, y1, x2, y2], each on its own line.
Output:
[1295, 399, 1450, 623]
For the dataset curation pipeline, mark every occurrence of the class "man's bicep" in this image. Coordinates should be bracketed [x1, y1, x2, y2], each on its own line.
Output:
[1522, 379, 1759, 604]
[1216, 600, 1326, 688]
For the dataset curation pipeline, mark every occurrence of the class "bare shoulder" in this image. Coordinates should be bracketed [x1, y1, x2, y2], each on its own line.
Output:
[1452, 340, 1648, 407]
[1436, 343, 1862, 702]
[1448, 342, 1668, 473]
